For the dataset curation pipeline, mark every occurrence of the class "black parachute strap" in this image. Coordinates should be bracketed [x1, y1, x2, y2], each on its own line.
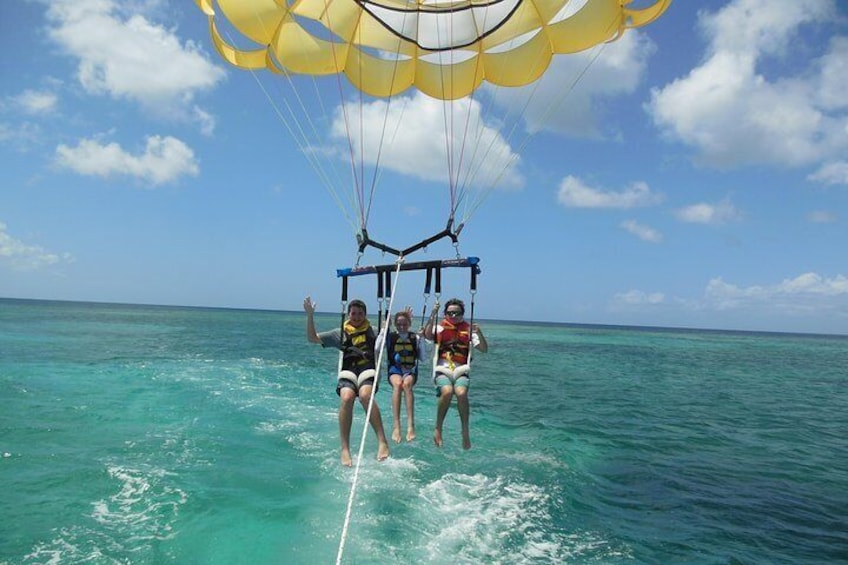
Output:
[467, 264, 478, 365]
[376, 268, 385, 332]
[356, 217, 460, 258]
[339, 276, 349, 354]
[434, 267, 444, 360]
[433, 267, 443, 356]
[419, 266, 434, 329]
[383, 269, 393, 331]
[434, 266, 443, 323]
[469, 267, 477, 329]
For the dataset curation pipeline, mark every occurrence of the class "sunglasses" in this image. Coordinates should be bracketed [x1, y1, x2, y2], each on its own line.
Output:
[445, 310, 463, 317]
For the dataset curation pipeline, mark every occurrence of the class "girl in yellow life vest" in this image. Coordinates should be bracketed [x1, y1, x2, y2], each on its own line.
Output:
[385, 308, 427, 443]
[304, 297, 391, 467]
[423, 298, 488, 451]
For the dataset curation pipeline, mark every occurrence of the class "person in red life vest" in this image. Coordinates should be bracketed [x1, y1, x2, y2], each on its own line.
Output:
[385, 308, 427, 443]
[423, 298, 488, 450]
[304, 296, 391, 466]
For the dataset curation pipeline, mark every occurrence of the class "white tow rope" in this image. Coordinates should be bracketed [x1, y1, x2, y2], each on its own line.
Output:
[335, 258, 403, 565]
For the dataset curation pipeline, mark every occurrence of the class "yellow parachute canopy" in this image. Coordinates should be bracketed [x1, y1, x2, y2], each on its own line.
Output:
[195, 0, 672, 100]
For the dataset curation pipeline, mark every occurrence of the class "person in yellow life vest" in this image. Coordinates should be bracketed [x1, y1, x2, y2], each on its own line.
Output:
[385, 308, 427, 444]
[423, 298, 488, 450]
[304, 297, 391, 467]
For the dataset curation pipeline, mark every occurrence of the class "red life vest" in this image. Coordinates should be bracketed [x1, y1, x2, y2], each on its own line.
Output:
[437, 319, 471, 366]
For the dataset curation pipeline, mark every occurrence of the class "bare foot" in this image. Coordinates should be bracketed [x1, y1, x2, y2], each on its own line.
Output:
[433, 428, 443, 447]
[341, 448, 353, 467]
[391, 427, 402, 444]
[406, 428, 416, 442]
[462, 431, 472, 450]
[377, 441, 390, 461]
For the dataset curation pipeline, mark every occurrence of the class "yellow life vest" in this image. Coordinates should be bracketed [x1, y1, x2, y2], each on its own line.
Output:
[341, 319, 375, 371]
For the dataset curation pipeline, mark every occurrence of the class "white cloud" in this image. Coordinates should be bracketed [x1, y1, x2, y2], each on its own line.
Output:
[620, 219, 663, 243]
[808, 161, 848, 186]
[192, 106, 216, 137]
[817, 36, 848, 111]
[0, 121, 43, 149]
[675, 199, 741, 225]
[0, 90, 58, 150]
[705, 273, 848, 313]
[613, 290, 666, 306]
[496, 30, 656, 137]
[13, 89, 59, 115]
[557, 176, 662, 209]
[648, 0, 847, 169]
[45, 0, 224, 125]
[612, 273, 848, 328]
[806, 210, 837, 223]
[54, 135, 199, 185]
[0, 221, 73, 271]
[330, 91, 523, 190]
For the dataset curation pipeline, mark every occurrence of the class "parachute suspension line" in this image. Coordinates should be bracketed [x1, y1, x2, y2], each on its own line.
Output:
[232, 8, 362, 238]
[320, 0, 367, 235]
[370, 92, 412, 200]
[455, 22, 614, 230]
[450, 8, 494, 221]
[447, 35, 538, 226]
[228, 27, 359, 237]
[356, 62, 368, 229]
[302, 72, 362, 226]
[433, 21, 458, 214]
[361, 34, 411, 231]
[439, 90, 457, 215]
[335, 258, 404, 565]
[451, 44, 485, 221]
[502, 40, 610, 183]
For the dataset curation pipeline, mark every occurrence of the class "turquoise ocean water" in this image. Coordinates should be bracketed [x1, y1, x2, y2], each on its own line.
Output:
[2, 298, 847, 564]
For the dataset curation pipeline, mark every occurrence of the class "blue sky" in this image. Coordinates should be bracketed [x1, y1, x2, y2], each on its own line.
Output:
[1, 0, 847, 335]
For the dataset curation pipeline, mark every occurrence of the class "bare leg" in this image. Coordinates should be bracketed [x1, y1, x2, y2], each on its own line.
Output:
[455, 386, 471, 450]
[389, 375, 403, 443]
[403, 375, 416, 441]
[359, 386, 390, 461]
[434, 386, 453, 447]
[338, 389, 356, 466]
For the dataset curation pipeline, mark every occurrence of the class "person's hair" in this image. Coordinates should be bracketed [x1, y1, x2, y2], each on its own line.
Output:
[444, 298, 465, 315]
[348, 299, 367, 314]
[394, 311, 411, 324]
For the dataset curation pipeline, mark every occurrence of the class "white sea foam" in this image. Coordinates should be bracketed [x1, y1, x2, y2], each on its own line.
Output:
[19, 464, 188, 565]
[91, 464, 187, 542]
[415, 473, 581, 563]
[24, 527, 121, 565]
[23, 535, 75, 565]
[505, 449, 570, 471]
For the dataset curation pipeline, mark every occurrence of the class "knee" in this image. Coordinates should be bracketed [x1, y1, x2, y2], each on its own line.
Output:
[339, 389, 356, 405]
[402, 379, 415, 392]
[439, 387, 454, 401]
[455, 387, 468, 400]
